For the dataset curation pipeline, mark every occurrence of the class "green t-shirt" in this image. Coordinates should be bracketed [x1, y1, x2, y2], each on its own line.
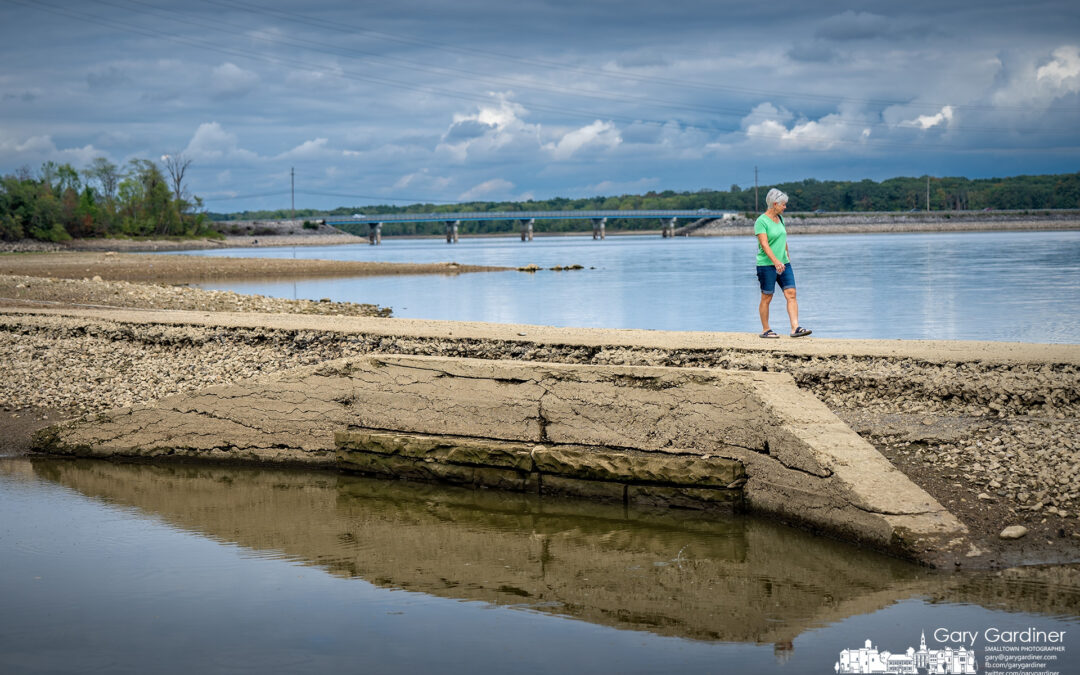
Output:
[754, 214, 789, 266]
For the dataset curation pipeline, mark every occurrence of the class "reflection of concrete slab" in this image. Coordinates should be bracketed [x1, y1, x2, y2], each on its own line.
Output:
[31, 458, 937, 645]
[33, 355, 966, 561]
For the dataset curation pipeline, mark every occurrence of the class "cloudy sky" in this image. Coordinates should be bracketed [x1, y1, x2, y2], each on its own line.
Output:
[2, 0, 1078, 211]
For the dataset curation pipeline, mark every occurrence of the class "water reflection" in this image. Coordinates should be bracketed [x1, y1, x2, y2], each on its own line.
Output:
[22, 459, 1080, 645]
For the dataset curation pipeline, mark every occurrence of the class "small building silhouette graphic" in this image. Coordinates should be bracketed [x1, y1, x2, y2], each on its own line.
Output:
[836, 632, 977, 674]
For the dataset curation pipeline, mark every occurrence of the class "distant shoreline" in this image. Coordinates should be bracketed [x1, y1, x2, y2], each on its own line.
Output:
[0, 214, 1077, 253]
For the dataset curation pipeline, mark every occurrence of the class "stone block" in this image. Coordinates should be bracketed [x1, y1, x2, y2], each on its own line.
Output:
[531, 445, 743, 488]
[338, 448, 532, 491]
[335, 430, 535, 471]
[627, 485, 742, 511]
[541, 475, 626, 502]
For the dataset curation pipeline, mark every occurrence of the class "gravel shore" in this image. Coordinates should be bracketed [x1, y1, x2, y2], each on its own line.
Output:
[0, 274, 392, 316]
[0, 251, 507, 283]
[1, 271, 1077, 566]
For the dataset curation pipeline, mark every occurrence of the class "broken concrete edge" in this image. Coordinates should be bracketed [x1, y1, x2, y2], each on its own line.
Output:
[331, 427, 966, 566]
[30, 424, 338, 467]
[335, 429, 745, 486]
[334, 429, 745, 509]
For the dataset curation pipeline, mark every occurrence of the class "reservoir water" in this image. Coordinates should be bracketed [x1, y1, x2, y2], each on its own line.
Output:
[174, 230, 1080, 343]
[2, 458, 1078, 674]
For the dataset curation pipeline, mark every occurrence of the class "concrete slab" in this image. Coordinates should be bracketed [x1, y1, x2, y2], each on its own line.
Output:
[33, 354, 967, 562]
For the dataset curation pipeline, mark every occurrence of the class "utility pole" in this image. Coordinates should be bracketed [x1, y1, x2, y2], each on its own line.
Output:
[291, 167, 295, 221]
[926, 175, 930, 212]
[754, 166, 759, 213]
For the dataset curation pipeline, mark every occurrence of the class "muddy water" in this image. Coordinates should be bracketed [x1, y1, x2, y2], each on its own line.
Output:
[2, 458, 1077, 674]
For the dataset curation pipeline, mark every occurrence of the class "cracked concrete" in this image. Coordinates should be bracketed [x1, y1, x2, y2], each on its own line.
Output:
[33, 353, 967, 562]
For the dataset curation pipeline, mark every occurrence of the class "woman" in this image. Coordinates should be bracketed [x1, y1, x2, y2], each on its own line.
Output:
[754, 188, 811, 338]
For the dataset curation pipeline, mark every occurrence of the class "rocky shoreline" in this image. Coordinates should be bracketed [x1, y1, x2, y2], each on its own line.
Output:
[0, 270, 1077, 567]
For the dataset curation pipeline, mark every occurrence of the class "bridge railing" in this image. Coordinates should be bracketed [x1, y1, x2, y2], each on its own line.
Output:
[324, 210, 737, 244]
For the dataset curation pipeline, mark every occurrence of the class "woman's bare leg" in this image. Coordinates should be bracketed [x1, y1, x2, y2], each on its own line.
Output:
[783, 287, 799, 331]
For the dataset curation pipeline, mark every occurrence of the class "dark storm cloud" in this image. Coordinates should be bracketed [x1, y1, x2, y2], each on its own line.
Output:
[0, 0, 1078, 210]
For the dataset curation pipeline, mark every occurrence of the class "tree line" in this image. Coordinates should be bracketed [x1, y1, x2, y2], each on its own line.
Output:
[3, 162, 1077, 242]
[217, 172, 1080, 238]
[0, 156, 213, 242]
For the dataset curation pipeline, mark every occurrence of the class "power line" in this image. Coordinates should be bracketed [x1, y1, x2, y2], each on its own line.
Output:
[93, 0, 1073, 135]
[203, 0, 1068, 115]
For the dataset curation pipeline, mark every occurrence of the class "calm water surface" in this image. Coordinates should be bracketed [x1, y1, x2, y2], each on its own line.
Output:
[175, 230, 1080, 343]
[2, 458, 1078, 674]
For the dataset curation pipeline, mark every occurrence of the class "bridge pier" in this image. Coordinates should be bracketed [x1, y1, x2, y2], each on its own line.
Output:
[368, 222, 382, 245]
[445, 220, 460, 244]
[592, 217, 606, 240]
[519, 218, 534, 242]
[660, 217, 677, 238]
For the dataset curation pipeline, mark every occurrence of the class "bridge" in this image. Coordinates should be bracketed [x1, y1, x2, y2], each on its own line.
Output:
[324, 210, 739, 244]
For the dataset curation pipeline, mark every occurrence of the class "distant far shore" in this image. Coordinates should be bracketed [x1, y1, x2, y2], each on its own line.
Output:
[1, 212, 1077, 253]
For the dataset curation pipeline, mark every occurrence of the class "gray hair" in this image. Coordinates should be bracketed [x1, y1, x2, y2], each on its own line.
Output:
[765, 188, 788, 208]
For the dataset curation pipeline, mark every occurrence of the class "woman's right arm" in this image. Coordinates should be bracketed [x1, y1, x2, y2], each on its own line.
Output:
[757, 233, 785, 273]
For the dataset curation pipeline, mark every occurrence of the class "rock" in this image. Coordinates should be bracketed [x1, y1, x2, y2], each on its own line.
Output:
[999, 525, 1028, 540]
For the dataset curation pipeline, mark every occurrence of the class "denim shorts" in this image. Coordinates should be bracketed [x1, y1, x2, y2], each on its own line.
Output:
[756, 263, 796, 294]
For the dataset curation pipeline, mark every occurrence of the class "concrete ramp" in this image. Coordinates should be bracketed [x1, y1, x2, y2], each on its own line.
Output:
[33, 354, 966, 560]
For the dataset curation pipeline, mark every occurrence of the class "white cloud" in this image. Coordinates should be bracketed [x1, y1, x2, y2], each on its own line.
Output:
[900, 105, 955, 130]
[741, 103, 794, 129]
[741, 104, 871, 150]
[182, 122, 258, 162]
[458, 178, 515, 201]
[0, 133, 102, 166]
[393, 169, 452, 191]
[990, 45, 1080, 108]
[544, 120, 621, 160]
[210, 62, 259, 98]
[1036, 46, 1080, 87]
[437, 94, 541, 162]
[276, 138, 337, 160]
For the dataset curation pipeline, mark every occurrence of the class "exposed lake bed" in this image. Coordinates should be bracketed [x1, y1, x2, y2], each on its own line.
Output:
[1, 297, 1077, 567]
